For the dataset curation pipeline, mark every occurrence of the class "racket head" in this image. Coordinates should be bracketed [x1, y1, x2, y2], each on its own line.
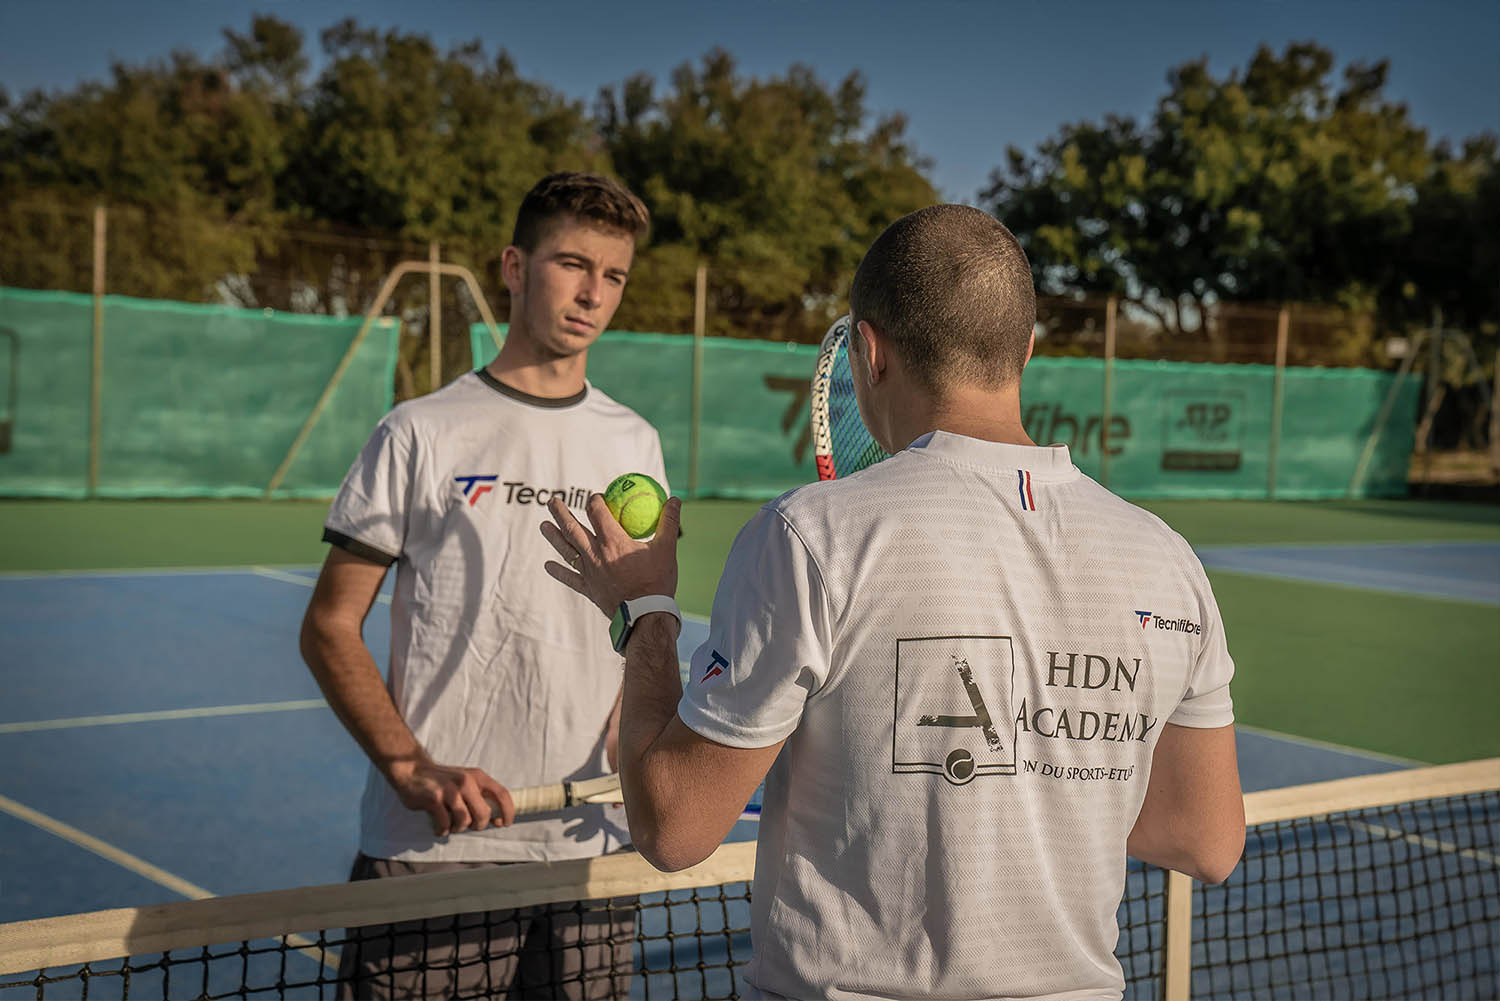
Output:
[810, 315, 891, 480]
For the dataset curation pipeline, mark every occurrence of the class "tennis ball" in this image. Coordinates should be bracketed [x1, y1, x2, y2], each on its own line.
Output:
[603, 472, 667, 539]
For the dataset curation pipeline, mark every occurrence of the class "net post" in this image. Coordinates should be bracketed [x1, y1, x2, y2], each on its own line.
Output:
[1100, 295, 1117, 488]
[1266, 305, 1290, 499]
[1162, 869, 1194, 1001]
[88, 203, 106, 497]
[428, 241, 441, 392]
[689, 262, 707, 498]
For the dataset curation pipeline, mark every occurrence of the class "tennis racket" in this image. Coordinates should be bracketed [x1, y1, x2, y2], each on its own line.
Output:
[810, 315, 891, 480]
[509, 773, 762, 820]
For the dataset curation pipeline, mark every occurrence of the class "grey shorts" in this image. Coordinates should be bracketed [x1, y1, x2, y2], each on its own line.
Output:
[335, 853, 637, 1000]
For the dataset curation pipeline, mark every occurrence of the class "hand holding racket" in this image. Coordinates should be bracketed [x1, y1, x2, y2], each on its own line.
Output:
[810, 315, 891, 480]
[508, 773, 761, 821]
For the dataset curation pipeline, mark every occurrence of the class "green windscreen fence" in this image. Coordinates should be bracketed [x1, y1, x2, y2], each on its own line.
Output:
[0, 292, 1415, 502]
[0, 288, 398, 498]
[475, 325, 1419, 501]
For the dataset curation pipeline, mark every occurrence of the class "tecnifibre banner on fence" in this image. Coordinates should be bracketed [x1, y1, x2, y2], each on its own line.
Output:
[0, 288, 398, 498]
[476, 325, 1419, 501]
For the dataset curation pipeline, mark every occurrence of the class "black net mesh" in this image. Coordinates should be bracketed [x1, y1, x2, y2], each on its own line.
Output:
[2, 789, 1495, 1000]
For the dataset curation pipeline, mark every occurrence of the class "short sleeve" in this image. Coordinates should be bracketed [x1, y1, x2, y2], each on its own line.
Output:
[677, 506, 833, 748]
[322, 416, 412, 566]
[1169, 562, 1236, 728]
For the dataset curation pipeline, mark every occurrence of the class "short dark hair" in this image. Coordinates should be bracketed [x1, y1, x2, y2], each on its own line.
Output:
[850, 204, 1036, 390]
[511, 172, 651, 251]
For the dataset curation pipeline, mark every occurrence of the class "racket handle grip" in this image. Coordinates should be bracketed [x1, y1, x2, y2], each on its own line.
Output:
[510, 783, 567, 816]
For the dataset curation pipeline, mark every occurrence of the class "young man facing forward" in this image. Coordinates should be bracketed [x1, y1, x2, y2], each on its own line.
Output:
[301, 172, 665, 1000]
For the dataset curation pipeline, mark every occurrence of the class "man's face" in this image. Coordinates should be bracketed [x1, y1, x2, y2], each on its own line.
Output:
[509, 217, 635, 358]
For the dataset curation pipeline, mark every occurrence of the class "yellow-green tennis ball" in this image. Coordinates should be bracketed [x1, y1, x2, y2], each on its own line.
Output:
[603, 472, 667, 539]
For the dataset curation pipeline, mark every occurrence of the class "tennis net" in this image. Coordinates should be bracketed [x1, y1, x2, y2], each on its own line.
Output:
[0, 759, 1494, 1000]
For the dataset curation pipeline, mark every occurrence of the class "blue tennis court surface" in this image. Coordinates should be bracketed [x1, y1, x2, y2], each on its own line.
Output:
[0, 560, 1427, 933]
[1198, 540, 1500, 605]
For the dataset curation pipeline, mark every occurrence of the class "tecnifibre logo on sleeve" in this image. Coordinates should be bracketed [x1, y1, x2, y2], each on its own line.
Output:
[1133, 610, 1201, 634]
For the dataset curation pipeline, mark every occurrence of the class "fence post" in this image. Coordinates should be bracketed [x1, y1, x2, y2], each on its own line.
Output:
[89, 204, 107, 497]
[688, 263, 707, 498]
[428, 241, 441, 393]
[1491, 342, 1500, 479]
[1099, 296, 1117, 487]
[1267, 305, 1290, 500]
[1418, 309, 1444, 495]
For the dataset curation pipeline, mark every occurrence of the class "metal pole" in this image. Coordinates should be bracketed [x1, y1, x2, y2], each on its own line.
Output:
[1099, 296, 1117, 487]
[428, 241, 441, 392]
[1491, 340, 1500, 480]
[688, 263, 707, 498]
[89, 204, 106, 496]
[266, 260, 502, 496]
[1421, 309, 1442, 494]
[1267, 305, 1290, 500]
[1348, 330, 1424, 498]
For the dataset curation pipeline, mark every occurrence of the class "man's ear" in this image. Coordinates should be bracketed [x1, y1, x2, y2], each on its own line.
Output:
[855, 319, 886, 384]
[1024, 328, 1035, 368]
[500, 245, 525, 296]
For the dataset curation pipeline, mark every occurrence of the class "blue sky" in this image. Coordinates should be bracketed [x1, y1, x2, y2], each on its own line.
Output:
[1, 0, 1496, 202]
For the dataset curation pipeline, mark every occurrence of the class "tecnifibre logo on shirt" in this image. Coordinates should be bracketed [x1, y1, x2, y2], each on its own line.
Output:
[1133, 610, 1201, 634]
[455, 474, 499, 505]
[454, 475, 591, 509]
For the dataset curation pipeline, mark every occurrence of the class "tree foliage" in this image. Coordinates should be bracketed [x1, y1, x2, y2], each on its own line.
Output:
[0, 18, 937, 350]
[983, 42, 1497, 350]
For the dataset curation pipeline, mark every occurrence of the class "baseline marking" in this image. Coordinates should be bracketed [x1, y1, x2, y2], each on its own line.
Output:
[0, 793, 340, 972]
[1236, 723, 1426, 767]
[0, 701, 326, 736]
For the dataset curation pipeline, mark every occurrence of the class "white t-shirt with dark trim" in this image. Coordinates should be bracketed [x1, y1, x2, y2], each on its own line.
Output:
[680, 430, 1234, 1001]
[325, 370, 668, 863]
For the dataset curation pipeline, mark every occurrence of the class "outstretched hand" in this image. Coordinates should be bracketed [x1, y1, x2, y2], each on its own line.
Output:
[540, 493, 682, 616]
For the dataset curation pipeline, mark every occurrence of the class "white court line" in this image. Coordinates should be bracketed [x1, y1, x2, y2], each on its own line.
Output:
[1236, 723, 1427, 767]
[1350, 820, 1499, 868]
[0, 791, 215, 900]
[0, 700, 326, 735]
[0, 564, 320, 580]
[0, 793, 341, 972]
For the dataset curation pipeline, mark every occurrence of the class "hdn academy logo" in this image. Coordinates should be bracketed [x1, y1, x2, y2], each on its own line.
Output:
[893, 636, 1017, 785]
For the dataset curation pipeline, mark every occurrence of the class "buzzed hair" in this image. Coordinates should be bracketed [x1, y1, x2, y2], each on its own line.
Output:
[850, 204, 1036, 390]
[511, 172, 651, 251]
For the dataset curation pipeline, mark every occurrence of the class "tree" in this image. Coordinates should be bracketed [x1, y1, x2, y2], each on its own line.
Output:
[597, 50, 938, 341]
[983, 42, 1463, 356]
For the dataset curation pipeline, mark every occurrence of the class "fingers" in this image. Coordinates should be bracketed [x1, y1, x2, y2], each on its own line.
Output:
[540, 519, 584, 568]
[543, 559, 589, 595]
[585, 493, 622, 542]
[479, 776, 516, 828]
[652, 497, 683, 548]
[546, 496, 596, 556]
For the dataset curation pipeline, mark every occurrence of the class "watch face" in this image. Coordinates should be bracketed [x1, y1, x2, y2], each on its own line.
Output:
[610, 604, 630, 651]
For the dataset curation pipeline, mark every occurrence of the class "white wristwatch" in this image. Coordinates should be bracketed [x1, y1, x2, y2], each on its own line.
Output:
[610, 595, 681, 653]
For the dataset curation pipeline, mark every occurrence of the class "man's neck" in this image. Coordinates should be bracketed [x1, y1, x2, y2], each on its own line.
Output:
[885, 383, 1035, 451]
[485, 333, 587, 399]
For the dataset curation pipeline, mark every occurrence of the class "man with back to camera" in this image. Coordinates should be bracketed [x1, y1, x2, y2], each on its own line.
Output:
[299, 172, 667, 999]
[540, 204, 1245, 1000]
